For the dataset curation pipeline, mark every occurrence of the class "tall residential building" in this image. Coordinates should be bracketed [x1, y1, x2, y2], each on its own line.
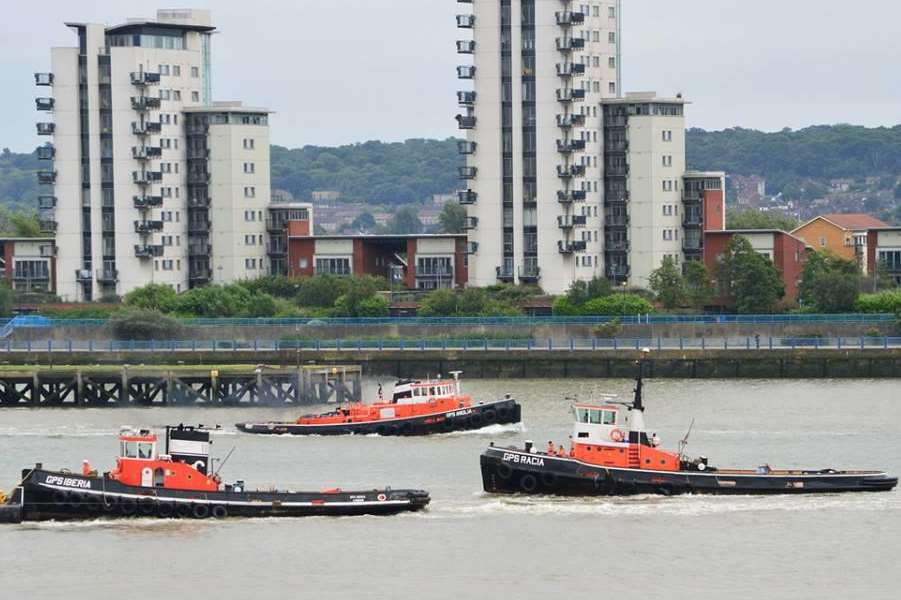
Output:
[455, 0, 623, 294]
[34, 9, 271, 301]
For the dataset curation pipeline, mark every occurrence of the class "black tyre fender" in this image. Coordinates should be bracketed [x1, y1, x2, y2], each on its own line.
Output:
[52, 490, 68, 506]
[175, 502, 192, 519]
[387, 425, 400, 436]
[496, 462, 514, 480]
[376, 425, 387, 436]
[139, 497, 156, 515]
[540, 472, 557, 487]
[399, 422, 413, 436]
[482, 409, 497, 424]
[211, 505, 228, 519]
[120, 498, 138, 516]
[191, 503, 210, 519]
[101, 495, 118, 512]
[469, 413, 483, 428]
[156, 502, 174, 518]
[65, 492, 83, 508]
[496, 406, 510, 421]
[519, 473, 538, 493]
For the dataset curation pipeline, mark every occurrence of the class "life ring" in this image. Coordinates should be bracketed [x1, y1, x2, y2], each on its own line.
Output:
[519, 474, 538, 493]
[191, 503, 210, 519]
[377, 493, 387, 502]
[482, 409, 497, 424]
[211, 505, 228, 519]
[610, 428, 625, 443]
[496, 462, 514, 480]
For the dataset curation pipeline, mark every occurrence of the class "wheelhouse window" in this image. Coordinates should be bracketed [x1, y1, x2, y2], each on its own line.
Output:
[602, 410, 617, 425]
[123, 442, 137, 458]
[138, 442, 154, 459]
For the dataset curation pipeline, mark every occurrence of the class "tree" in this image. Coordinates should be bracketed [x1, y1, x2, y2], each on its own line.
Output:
[717, 236, 785, 313]
[648, 256, 685, 309]
[108, 308, 183, 340]
[683, 261, 714, 309]
[295, 274, 351, 307]
[387, 205, 423, 234]
[726, 209, 798, 231]
[565, 277, 612, 306]
[438, 202, 467, 234]
[351, 212, 376, 232]
[123, 283, 178, 312]
[418, 287, 520, 317]
[331, 276, 389, 316]
[798, 251, 860, 312]
[0, 283, 13, 316]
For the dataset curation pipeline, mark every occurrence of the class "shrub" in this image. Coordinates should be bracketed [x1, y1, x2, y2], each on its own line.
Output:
[108, 308, 183, 340]
[0, 283, 13, 317]
[591, 318, 622, 338]
[123, 283, 178, 312]
[854, 291, 901, 314]
[581, 294, 654, 316]
[551, 296, 582, 316]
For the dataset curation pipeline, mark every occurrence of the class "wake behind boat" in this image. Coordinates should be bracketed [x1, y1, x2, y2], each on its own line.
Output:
[0, 425, 429, 523]
[237, 372, 521, 436]
[481, 361, 897, 497]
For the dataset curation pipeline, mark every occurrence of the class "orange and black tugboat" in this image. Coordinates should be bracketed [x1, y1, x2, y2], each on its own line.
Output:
[237, 373, 520, 436]
[481, 364, 897, 497]
[0, 425, 429, 523]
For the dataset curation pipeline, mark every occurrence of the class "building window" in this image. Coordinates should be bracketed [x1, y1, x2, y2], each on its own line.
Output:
[191, 66, 199, 78]
[608, 57, 616, 69]
[243, 138, 255, 150]
[663, 230, 673, 241]
[191, 91, 200, 102]
[244, 162, 255, 174]
[172, 65, 181, 76]
[608, 32, 616, 44]
[173, 90, 181, 101]
[662, 155, 672, 167]
[315, 257, 351, 275]
[162, 259, 174, 271]
[609, 6, 616, 18]
[608, 82, 616, 94]
[244, 187, 256, 198]
[159, 64, 170, 75]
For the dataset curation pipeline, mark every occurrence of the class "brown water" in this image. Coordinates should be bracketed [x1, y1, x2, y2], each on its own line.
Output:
[1, 378, 899, 599]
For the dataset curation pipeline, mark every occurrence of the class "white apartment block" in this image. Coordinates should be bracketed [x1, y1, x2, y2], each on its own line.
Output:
[34, 9, 271, 301]
[455, 0, 623, 294]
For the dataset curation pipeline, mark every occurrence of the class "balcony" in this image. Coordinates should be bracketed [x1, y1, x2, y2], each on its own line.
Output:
[557, 190, 586, 204]
[266, 244, 286, 256]
[416, 266, 454, 279]
[132, 170, 163, 184]
[604, 164, 629, 177]
[496, 266, 514, 282]
[456, 114, 476, 129]
[189, 243, 212, 255]
[266, 219, 286, 232]
[556, 63, 586, 77]
[683, 189, 705, 202]
[134, 220, 164, 234]
[558, 215, 588, 229]
[34, 72, 53, 86]
[35, 98, 54, 111]
[187, 171, 210, 184]
[604, 191, 630, 204]
[130, 71, 161, 86]
[456, 14, 475, 28]
[519, 264, 540, 282]
[457, 140, 477, 154]
[459, 166, 477, 179]
[683, 214, 703, 227]
[683, 239, 703, 252]
[130, 96, 161, 111]
[457, 90, 476, 105]
[188, 196, 211, 208]
[558, 240, 587, 254]
[605, 140, 629, 152]
[189, 219, 211, 233]
[604, 115, 628, 128]
[133, 195, 163, 209]
[555, 11, 585, 26]
[190, 267, 212, 281]
[38, 195, 57, 209]
[187, 148, 210, 160]
[36, 144, 55, 160]
[605, 239, 630, 252]
[132, 121, 161, 135]
[457, 65, 476, 79]
[456, 40, 476, 54]
[556, 88, 586, 103]
[36, 122, 55, 135]
[557, 164, 586, 179]
[75, 269, 92, 282]
[457, 189, 477, 205]
[556, 113, 585, 128]
[186, 122, 209, 136]
[134, 244, 164, 258]
[39, 219, 57, 233]
[96, 268, 119, 283]
[605, 265, 630, 279]
[37, 170, 56, 184]
[132, 146, 162, 160]
[556, 37, 585, 52]
[467, 241, 479, 254]
[557, 139, 586, 153]
[604, 213, 630, 227]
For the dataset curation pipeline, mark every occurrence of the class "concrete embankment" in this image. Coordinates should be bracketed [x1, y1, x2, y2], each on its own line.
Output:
[3, 348, 899, 378]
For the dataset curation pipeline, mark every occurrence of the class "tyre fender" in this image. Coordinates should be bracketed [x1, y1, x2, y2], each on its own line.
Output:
[519, 473, 538, 493]
[496, 462, 514, 480]
[211, 505, 228, 519]
[482, 409, 497, 424]
[191, 503, 210, 519]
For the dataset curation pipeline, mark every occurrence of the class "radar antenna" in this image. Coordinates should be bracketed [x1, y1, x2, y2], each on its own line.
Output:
[678, 418, 695, 462]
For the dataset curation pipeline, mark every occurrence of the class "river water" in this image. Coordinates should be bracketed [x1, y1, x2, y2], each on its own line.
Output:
[1, 378, 899, 599]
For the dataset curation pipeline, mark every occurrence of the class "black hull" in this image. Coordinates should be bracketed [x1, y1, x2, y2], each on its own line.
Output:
[237, 399, 521, 436]
[5, 469, 429, 522]
[481, 447, 898, 497]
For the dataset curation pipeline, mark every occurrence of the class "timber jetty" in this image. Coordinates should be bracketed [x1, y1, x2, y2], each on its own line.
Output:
[0, 364, 361, 407]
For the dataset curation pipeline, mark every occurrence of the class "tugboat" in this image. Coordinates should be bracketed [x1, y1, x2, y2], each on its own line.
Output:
[237, 372, 520, 436]
[481, 360, 897, 497]
[0, 424, 429, 522]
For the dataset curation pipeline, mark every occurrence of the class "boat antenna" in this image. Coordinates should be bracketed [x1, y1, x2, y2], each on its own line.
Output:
[213, 446, 236, 477]
[633, 348, 650, 411]
[678, 418, 695, 461]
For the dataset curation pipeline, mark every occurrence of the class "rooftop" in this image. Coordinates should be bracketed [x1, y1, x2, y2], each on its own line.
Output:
[800, 213, 890, 232]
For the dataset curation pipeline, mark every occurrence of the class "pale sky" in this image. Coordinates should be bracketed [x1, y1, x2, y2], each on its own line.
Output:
[2, 0, 899, 152]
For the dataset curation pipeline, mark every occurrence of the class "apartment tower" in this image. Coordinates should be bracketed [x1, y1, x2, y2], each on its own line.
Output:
[455, 0, 623, 294]
[34, 9, 271, 301]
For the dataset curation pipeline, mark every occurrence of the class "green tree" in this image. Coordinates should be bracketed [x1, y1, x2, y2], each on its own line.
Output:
[726, 209, 799, 231]
[351, 212, 376, 232]
[387, 205, 423, 234]
[565, 277, 613, 306]
[295, 274, 351, 307]
[172, 284, 255, 317]
[683, 261, 714, 309]
[855, 290, 901, 313]
[418, 287, 520, 316]
[718, 236, 785, 313]
[331, 276, 388, 316]
[798, 251, 860, 312]
[123, 283, 178, 312]
[438, 202, 467, 234]
[648, 256, 685, 309]
[108, 308, 183, 340]
[0, 283, 14, 316]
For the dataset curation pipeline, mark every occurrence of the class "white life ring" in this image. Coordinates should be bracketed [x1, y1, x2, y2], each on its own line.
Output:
[610, 428, 625, 443]
[377, 493, 387, 502]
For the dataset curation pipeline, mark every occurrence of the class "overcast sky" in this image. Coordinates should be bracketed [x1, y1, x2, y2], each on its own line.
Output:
[3, 0, 899, 151]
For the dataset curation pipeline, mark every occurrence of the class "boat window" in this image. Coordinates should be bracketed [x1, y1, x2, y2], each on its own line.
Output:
[602, 411, 617, 425]
[430, 387, 437, 396]
[589, 410, 602, 424]
[124, 441, 137, 458]
[575, 408, 589, 423]
[138, 442, 154, 459]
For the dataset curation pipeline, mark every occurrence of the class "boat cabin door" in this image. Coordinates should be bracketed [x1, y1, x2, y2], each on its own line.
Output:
[141, 467, 153, 487]
[153, 468, 165, 487]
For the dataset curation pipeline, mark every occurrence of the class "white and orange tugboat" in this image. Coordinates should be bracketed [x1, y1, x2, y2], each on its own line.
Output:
[237, 372, 520, 436]
[0, 425, 429, 523]
[481, 363, 897, 497]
